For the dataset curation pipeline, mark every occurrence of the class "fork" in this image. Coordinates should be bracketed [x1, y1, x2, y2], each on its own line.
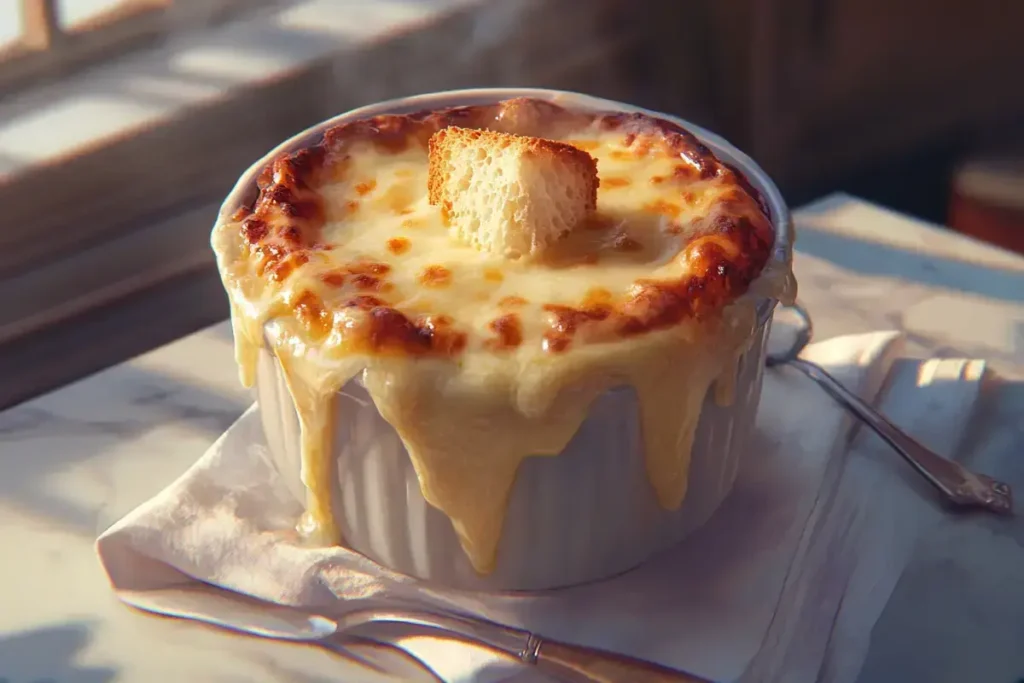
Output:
[123, 585, 715, 682]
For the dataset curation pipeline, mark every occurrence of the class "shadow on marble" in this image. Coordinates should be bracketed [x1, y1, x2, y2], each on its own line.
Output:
[796, 226, 1024, 305]
[111, 367, 249, 435]
[0, 621, 116, 683]
[210, 322, 235, 339]
[0, 363, 249, 537]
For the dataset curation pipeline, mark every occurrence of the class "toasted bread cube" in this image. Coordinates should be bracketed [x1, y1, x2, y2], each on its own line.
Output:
[427, 127, 598, 259]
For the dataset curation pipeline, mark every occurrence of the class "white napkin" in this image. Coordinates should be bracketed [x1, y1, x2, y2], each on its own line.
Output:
[95, 331, 984, 683]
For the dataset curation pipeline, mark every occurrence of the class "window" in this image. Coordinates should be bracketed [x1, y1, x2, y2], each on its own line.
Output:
[0, 0, 298, 348]
[0, 1, 272, 96]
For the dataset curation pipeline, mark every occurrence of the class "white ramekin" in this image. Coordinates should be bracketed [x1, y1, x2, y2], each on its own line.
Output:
[219, 89, 794, 592]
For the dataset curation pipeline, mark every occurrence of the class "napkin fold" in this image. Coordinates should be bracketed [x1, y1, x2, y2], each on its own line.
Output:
[96, 331, 985, 683]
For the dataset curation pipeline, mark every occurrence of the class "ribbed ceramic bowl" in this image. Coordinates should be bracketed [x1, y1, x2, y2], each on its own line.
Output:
[221, 88, 793, 592]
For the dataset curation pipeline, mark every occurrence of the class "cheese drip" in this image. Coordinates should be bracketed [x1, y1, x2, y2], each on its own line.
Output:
[237, 302, 761, 574]
[363, 326, 735, 571]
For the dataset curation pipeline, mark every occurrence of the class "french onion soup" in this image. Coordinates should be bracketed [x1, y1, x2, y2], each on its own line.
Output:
[211, 97, 796, 575]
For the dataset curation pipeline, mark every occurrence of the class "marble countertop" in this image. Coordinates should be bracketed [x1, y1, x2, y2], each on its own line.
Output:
[1, 193, 1022, 682]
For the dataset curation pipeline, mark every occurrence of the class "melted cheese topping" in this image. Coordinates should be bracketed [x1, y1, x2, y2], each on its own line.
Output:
[214, 118, 796, 575]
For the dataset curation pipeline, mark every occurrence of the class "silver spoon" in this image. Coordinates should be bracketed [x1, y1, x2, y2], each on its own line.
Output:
[124, 585, 715, 683]
[765, 302, 1013, 515]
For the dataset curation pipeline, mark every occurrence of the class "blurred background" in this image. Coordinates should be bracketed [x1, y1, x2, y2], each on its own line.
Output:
[0, 0, 1021, 408]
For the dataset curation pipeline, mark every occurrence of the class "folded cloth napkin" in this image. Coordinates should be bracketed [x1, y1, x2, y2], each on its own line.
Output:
[95, 331, 984, 683]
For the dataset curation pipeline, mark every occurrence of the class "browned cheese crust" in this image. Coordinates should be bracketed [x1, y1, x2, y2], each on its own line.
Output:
[230, 98, 775, 356]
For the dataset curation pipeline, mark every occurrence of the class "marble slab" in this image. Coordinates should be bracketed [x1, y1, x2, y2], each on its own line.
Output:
[1, 194, 1022, 683]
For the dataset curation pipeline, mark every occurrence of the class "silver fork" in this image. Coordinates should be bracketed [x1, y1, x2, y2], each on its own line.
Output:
[123, 585, 715, 683]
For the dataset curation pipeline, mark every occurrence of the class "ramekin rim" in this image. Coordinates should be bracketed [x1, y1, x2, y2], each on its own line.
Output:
[216, 87, 791, 324]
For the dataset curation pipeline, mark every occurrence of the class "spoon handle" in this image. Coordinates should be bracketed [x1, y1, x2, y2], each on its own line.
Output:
[786, 358, 1013, 515]
[360, 607, 715, 682]
[529, 638, 716, 682]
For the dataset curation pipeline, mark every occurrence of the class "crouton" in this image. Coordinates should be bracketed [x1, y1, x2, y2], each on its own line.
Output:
[427, 126, 598, 259]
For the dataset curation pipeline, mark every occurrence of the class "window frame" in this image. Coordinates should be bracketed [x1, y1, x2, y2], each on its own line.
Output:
[0, 0, 280, 96]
